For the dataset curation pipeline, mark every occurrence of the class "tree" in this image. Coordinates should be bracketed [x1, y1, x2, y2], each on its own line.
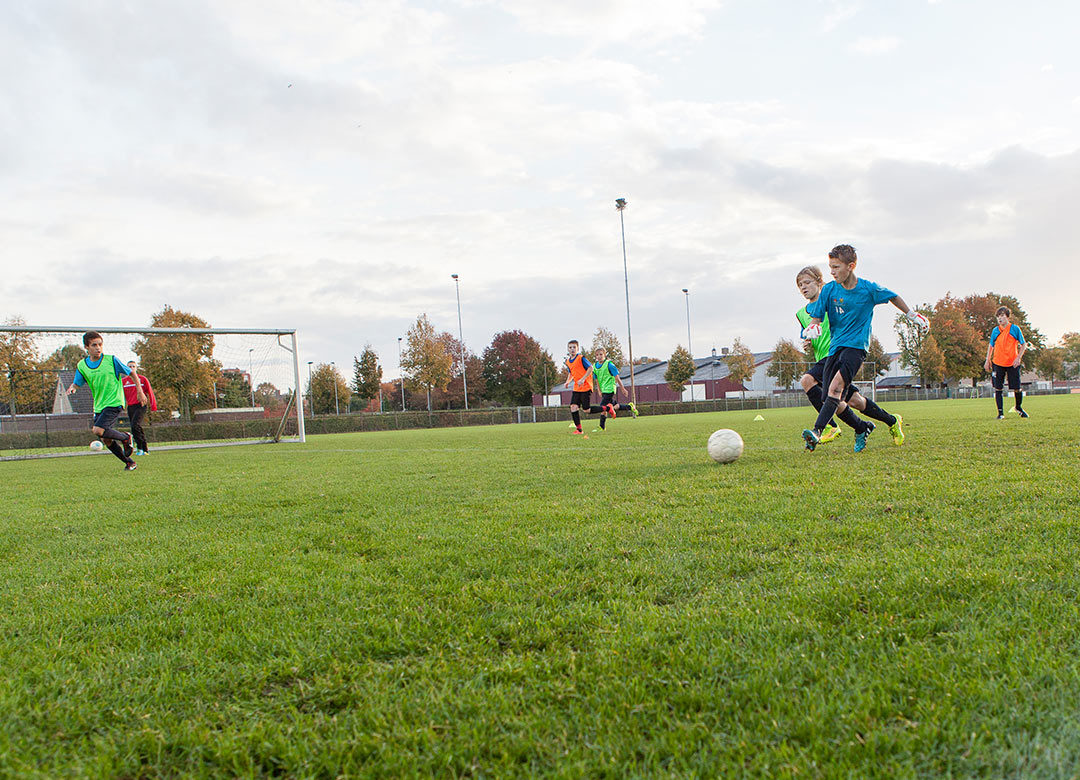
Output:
[481, 330, 547, 407]
[49, 343, 87, 371]
[352, 346, 382, 409]
[219, 370, 252, 408]
[1061, 332, 1080, 379]
[767, 339, 805, 390]
[917, 334, 946, 386]
[0, 318, 45, 415]
[1034, 347, 1065, 383]
[400, 314, 453, 411]
[254, 381, 284, 412]
[529, 349, 560, 400]
[725, 338, 756, 400]
[665, 345, 696, 393]
[308, 363, 351, 415]
[588, 326, 625, 368]
[895, 305, 932, 382]
[133, 306, 220, 418]
[858, 336, 891, 382]
[930, 295, 984, 384]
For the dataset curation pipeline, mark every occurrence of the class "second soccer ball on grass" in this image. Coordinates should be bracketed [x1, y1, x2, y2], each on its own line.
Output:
[707, 429, 744, 464]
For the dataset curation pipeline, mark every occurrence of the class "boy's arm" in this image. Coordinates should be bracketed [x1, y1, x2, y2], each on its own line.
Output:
[66, 368, 86, 395]
[1014, 340, 1026, 367]
[890, 296, 929, 330]
[132, 367, 148, 405]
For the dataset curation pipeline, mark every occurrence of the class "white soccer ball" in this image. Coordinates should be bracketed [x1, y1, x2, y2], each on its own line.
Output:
[707, 428, 743, 464]
[90, 440, 104, 451]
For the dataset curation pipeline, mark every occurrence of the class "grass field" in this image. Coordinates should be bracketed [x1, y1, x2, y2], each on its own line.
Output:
[4, 396, 1080, 778]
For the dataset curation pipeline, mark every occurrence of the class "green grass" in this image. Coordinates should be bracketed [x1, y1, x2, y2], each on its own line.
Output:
[3, 396, 1080, 778]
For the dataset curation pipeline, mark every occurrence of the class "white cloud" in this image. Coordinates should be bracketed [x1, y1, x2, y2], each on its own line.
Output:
[850, 36, 900, 55]
[822, 1, 861, 32]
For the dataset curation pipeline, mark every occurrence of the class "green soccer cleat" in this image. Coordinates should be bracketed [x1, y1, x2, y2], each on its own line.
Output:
[888, 414, 904, 446]
[818, 425, 843, 444]
[628, 402, 639, 418]
[802, 428, 820, 451]
[854, 421, 876, 453]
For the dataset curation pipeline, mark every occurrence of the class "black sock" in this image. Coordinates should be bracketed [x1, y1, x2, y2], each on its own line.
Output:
[572, 410, 581, 429]
[104, 440, 130, 463]
[836, 406, 867, 433]
[1014, 390, 1023, 410]
[588, 405, 604, 414]
[814, 397, 839, 432]
[600, 415, 607, 430]
[995, 391, 1003, 414]
[807, 386, 838, 428]
[102, 428, 129, 442]
[858, 398, 896, 427]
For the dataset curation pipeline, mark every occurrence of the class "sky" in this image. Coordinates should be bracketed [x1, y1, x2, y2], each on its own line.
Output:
[3, 0, 1079, 383]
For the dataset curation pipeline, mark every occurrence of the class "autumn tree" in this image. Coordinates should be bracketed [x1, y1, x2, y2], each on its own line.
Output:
[664, 346, 696, 393]
[1061, 332, 1080, 379]
[401, 314, 453, 411]
[917, 334, 946, 386]
[1034, 347, 1065, 383]
[767, 339, 805, 390]
[481, 330, 547, 407]
[587, 326, 626, 368]
[725, 338, 756, 400]
[959, 293, 1045, 370]
[308, 362, 351, 415]
[858, 336, 891, 382]
[895, 305, 933, 383]
[49, 343, 87, 371]
[529, 349, 560, 400]
[930, 295, 984, 384]
[0, 318, 46, 415]
[133, 306, 221, 417]
[254, 382, 284, 412]
[352, 345, 382, 409]
[219, 370, 252, 408]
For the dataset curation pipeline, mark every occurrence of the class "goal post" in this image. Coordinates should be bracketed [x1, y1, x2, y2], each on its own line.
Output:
[0, 325, 306, 461]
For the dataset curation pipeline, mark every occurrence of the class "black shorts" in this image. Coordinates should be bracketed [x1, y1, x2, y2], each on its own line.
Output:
[599, 392, 615, 406]
[92, 405, 123, 430]
[570, 390, 593, 408]
[807, 358, 860, 402]
[992, 363, 1021, 391]
[820, 348, 865, 398]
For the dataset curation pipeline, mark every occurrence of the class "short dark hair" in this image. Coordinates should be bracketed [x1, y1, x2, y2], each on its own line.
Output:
[828, 244, 857, 264]
[82, 331, 103, 347]
[996, 306, 1011, 317]
[568, 339, 579, 346]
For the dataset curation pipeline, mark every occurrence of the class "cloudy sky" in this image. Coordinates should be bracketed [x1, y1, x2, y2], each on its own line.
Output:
[3, 0, 1078, 381]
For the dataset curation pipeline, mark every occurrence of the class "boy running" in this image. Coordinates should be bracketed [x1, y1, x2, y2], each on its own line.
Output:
[589, 347, 637, 432]
[65, 331, 138, 470]
[984, 305, 1028, 419]
[796, 265, 908, 451]
[801, 245, 928, 452]
[564, 340, 594, 436]
[122, 360, 158, 454]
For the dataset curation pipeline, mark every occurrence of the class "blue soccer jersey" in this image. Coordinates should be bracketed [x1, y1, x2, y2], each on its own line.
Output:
[806, 278, 896, 353]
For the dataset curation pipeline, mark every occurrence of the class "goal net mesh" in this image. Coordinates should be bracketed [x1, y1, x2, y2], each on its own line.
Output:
[0, 327, 303, 461]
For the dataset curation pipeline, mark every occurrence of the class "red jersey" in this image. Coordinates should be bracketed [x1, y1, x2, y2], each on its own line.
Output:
[122, 374, 157, 410]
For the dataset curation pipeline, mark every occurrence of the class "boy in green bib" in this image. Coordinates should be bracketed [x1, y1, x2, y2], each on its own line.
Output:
[65, 331, 138, 471]
[590, 347, 637, 432]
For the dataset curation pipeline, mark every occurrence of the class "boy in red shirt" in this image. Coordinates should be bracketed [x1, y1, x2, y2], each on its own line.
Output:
[122, 361, 158, 454]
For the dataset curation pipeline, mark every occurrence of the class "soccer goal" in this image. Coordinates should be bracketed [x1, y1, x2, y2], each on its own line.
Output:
[0, 326, 306, 461]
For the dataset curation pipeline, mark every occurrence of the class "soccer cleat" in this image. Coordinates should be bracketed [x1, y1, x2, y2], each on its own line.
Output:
[854, 421, 876, 453]
[996, 413, 1004, 420]
[628, 402, 639, 419]
[122, 435, 134, 458]
[571, 428, 586, 435]
[606, 404, 617, 418]
[124, 461, 137, 471]
[888, 414, 904, 446]
[1018, 409, 1029, 418]
[802, 428, 820, 451]
[818, 425, 842, 444]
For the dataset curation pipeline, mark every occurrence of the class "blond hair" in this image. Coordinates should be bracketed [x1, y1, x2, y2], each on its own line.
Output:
[796, 265, 823, 285]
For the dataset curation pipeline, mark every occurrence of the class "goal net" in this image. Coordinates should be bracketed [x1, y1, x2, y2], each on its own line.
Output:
[0, 326, 306, 461]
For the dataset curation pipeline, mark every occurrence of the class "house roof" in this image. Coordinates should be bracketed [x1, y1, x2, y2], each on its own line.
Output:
[57, 370, 95, 414]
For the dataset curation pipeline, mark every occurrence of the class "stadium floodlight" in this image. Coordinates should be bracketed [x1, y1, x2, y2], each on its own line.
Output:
[683, 288, 694, 402]
[451, 274, 468, 410]
[0, 325, 306, 460]
[397, 337, 406, 411]
[615, 197, 636, 403]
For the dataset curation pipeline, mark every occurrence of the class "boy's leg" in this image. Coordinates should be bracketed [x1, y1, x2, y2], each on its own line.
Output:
[806, 350, 868, 449]
[848, 390, 903, 445]
[94, 407, 134, 457]
[1008, 367, 1027, 416]
[992, 365, 1005, 417]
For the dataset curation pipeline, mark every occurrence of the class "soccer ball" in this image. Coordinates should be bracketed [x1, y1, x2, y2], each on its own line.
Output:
[90, 440, 104, 451]
[707, 429, 743, 464]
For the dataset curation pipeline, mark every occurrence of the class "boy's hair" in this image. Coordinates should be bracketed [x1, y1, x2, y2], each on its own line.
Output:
[82, 331, 103, 347]
[567, 339, 579, 347]
[996, 306, 1011, 317]
[828, 244, 857, 264]
[796, 265, 823, 284]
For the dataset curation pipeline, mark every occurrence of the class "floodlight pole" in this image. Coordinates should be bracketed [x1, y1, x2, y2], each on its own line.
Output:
[331, 361, 339, 415]
[397, 337, 406, 411]
[616, 198, 636, 404]
[451, 273, 468, 410]
[248, 348, 255, 407]
[683, 288, 694, 402]
[307, 361, 313, 417]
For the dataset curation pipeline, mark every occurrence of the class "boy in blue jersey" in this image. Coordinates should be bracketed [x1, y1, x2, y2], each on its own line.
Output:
[800, 245, 928, 453]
